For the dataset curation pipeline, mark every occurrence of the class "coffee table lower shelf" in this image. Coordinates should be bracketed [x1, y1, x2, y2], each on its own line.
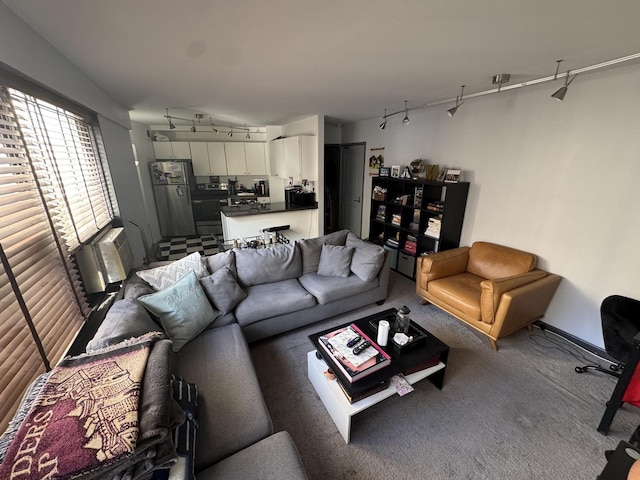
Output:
[307, 350, 446, 443]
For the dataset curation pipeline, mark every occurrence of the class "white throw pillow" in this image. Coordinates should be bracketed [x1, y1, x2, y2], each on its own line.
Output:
[137, 252, 208, 291]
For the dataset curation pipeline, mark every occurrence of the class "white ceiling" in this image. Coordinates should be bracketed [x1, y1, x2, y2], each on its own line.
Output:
[4, 0, 640, 128]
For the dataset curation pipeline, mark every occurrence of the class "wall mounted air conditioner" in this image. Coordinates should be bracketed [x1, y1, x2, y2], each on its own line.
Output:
[75, 227, 134, 294]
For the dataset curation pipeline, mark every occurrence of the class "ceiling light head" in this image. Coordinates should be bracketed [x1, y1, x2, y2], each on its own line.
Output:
[165, 108, 176, 129]
[403, 100, 410, 124]
[447, 86, 466, 117]
[228, 130, 233, 137]
[246, 132, 251, 139]
[551, 70, 576, 101]
[379, 108, 387, 130]
[492, 73, 510, 92]
[191, 120, 197, 133]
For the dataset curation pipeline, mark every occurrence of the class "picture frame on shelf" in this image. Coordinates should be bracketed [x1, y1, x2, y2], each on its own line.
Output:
[379, 166, 391, 177]
[390, 165, 401, 178]
[444, 168, 462, 183]
[436, 167, 447, 182]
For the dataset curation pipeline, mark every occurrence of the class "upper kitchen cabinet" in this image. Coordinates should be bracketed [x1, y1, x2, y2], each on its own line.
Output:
[244, 143, 267, 175]
[282, 135, 317, 181]
[190, 142, 227, 176]
[226, 142, 266, 175]
[269, 138, 284, 177]
[153, 141, 191, 160]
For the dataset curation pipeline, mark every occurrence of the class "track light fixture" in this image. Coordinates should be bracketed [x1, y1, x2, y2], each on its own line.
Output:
[191, 119, 197, 133]
[447, 85, 465, 117]
[551, 70, 577, 101]
[379, 109, 387, 130]
[492, 74, 510, 92]
[165, 108, 176, 129]
[228, 129, 233, 137]
[403, 100, 410, 124]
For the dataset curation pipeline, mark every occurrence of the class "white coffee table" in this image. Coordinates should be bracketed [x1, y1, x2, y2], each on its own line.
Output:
[307, 350, 446, 443]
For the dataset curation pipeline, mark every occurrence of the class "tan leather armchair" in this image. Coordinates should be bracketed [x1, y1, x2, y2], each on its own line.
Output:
[416, 242, 561, 350]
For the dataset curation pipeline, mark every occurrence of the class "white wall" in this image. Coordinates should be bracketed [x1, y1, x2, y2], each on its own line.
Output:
[0, 4, 147, 264]
[343, 63, 640, 348]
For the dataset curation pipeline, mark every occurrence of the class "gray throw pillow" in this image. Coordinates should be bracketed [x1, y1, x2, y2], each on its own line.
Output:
[297, 238, 323, 274]
[346, 232, 386, 282]
[317, 244, 354, 277]
[235, 243, 302, 287]
[204, 250, 237, 277]
[86, 299, 160, 352]
[138, 271, 220, 352]
[200, 267, 247, 315]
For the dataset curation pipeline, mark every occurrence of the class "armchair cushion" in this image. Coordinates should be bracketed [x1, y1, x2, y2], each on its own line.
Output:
[419, 247, 470, 285]
[467, 242, 536, 280]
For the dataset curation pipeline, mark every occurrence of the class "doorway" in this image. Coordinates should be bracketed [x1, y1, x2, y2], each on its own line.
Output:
[339, 143, 365, 236]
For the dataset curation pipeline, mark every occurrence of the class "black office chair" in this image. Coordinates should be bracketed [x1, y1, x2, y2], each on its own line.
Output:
[575, 295, 640, 434]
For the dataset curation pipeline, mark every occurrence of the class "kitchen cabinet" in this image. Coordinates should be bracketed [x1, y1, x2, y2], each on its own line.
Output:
[269, 138, 284, 176]
[226, 142, 266, 175]
[190, 142, 227, 176]
[282, 135, 316, 182]
[153, 141, 191, 159]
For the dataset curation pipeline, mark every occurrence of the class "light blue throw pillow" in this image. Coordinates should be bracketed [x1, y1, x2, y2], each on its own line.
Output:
[138, 271, 219, 352]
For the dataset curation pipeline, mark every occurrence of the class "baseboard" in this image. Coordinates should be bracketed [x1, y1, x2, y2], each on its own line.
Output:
[535, 321, 618, 364]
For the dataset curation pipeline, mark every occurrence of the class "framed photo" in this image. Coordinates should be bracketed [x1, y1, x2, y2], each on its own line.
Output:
[379, 166, 391, 177]
[444, 168, 462, 183]
[390, 165, 401, 178]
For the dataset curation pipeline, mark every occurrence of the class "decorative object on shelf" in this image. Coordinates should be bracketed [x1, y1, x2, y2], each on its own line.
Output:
[379, 166, 391, 177]
[372, 185, 387, 201]
[425, 164, 440, 181]
[444, 169, 462, 183]
[369, 147, 385, 175]
[436, 167, 447, 182]
[391, 165, 400, 178]
[409, 159, 424, 179]
[401, 166, 412, 179]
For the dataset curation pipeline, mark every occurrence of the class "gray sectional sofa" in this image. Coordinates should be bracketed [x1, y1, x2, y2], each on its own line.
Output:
[84, 229, 390, 479]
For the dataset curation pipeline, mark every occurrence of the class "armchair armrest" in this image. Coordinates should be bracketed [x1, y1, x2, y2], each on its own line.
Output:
[416, 247, 470, 292]
[480, 270, 548, 324]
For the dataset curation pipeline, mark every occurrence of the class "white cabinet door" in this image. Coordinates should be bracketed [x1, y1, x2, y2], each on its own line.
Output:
[171, 142, 192, 159]
[269, 139, 283, 177]
[207, 142, 227, 175]
[283, 136, 301, 181]
[225, 142, 247, 175]
[245, 143, 266, 175]
[190, 142, 210, 176]
[153, 141, 191, 159]
[153, 142, 174, 159]
[299, 136, 317, 181]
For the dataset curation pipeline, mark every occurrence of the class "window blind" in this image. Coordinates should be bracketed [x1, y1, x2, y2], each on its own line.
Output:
[0, 85, 115, 432]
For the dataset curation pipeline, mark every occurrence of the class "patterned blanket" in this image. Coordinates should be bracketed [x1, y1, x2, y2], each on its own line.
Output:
[0, 333, 166, 480]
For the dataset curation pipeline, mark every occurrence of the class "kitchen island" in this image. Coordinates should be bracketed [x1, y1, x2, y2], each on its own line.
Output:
[221, 202, 319, 241]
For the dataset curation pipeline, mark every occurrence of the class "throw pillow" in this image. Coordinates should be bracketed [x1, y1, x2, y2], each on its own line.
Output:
[346, 232, 386, 282]
[234, 243, 302, 287]
[151, 376, 198, 480]
[199, 267, 247, 315]
[297, 230, 350, 275]
[317, 244, 354, 277]
[138, 271, 219, 352]
[204, 249, 236, 277]
[137, 252, 208, 291]
[86, 299, 161, 352]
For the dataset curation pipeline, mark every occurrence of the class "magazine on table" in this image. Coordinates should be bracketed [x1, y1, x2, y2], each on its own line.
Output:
[318, 324, 391, 383]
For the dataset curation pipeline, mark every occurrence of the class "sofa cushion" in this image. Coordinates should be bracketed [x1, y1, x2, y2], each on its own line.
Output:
[124, 274, 156, 299]
[86, 299, 160, 351]
[467, 242, 537, 280]
[200, 266, 247, 315]
[173, 324, 273, 471]
[317, 244, 354, 277]
[138, 271, 220, 352]
[345, 232, 385, 282]
[428, 272, 483, 321]
[196, 431, 307, 480]
[234, 279, 316, 326]
[204, 250, 236, 277]
[297, 230, 350, 274]
[299, 272, 378, 305]
[235, 243, 301, 287]
[137, 252, 208, 290]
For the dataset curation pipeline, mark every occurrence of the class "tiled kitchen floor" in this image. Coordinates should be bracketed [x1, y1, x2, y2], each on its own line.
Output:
[157, 235, 219, 261]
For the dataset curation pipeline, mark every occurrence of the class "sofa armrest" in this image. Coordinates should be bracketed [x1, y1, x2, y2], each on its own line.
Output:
[480, 270, 548, 324]
[416, 247, 470, 292]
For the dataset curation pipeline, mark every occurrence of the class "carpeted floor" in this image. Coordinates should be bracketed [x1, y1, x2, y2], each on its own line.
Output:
[250, 271, 640, 479]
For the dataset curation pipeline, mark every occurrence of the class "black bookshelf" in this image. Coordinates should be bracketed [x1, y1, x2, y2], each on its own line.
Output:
[369, 176, 469, 279]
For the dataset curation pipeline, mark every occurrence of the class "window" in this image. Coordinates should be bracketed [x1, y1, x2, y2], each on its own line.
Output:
[0, 84, 117, 431]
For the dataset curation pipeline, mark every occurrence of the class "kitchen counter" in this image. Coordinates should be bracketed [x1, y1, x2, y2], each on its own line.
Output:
[221, 202, 317, 217]
[221, 203, 319, 241]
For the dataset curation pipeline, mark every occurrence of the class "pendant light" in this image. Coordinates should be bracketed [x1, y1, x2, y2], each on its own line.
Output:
[191, 119, 197, 132]
[165, 108, 176, 129]
[403, 100, 410, 124]
[551, 70, 577, 101]
[379, 109, 387, 130]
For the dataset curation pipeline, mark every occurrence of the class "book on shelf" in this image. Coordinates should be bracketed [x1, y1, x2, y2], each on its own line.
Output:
[426, 201, 444, 213]
[337, 378, 390, 404]
[376, 204, 386, 221]
[391, 214, 402, 226]
[425, 216, 442, 238]
[402, 354, 441, 376]
[412, 209, 421, 223]
[403, 234, 417, 255]
[318, 324, 391, 383]
[413, 187, 423, 207]
[385, 238, 399, 248]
